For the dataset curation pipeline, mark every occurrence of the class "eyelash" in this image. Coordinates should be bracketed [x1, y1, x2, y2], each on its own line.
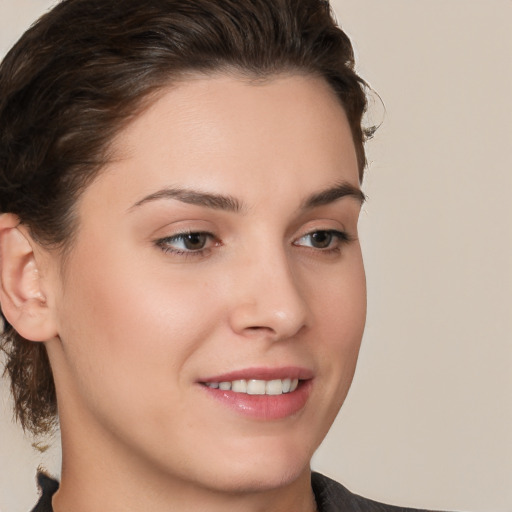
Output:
[293, 229, 353, 254]
[155, 231, 218, 258]
[155, 229, 353, 258]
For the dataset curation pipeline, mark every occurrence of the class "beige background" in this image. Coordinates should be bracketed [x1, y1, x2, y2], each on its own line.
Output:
[0, 1, 511, 511]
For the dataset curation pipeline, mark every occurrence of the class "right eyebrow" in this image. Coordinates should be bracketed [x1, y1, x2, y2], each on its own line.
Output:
[300, 181, 366, 210]
[128, 187, 244, 213]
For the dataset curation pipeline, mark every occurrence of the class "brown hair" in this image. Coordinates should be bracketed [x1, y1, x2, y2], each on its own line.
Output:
[0, 0, 371, 435]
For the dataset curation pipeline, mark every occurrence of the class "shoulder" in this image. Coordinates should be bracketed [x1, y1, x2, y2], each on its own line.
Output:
[311, 472, 451, 512]
[30, 472, 59, 512]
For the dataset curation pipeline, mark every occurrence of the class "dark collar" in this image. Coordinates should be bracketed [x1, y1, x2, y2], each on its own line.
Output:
[312, 472, 445, 512]
[31, 472, 59, 512]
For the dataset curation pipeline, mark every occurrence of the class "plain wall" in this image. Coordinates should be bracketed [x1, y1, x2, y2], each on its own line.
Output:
[0, 1, 511, 511]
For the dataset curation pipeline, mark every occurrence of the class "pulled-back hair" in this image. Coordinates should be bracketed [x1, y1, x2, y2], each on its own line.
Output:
[0, 0, 371, 435]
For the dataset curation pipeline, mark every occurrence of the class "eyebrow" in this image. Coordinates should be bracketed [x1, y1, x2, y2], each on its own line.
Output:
[129, 181, 365, 213]
[129, 187, 244, 212]
[301, 181, 366, 209]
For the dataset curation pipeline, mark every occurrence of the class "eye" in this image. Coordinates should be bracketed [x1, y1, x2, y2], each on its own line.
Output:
[155, 231, 217, 255]
[293, 229, 351, 251]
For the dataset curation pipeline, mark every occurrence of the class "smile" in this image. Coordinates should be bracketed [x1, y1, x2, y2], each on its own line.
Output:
[204, 378, 300, 395]
[200, 369, 313, 419]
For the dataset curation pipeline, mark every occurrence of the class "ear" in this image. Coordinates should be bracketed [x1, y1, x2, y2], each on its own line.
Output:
[0, 214, 58, 342]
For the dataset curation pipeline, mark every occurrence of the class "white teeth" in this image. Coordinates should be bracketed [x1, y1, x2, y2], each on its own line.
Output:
[205, 378, 301, 395]
[247, 379, 266, 395]
[231, 380, 247, 393]
[265, 379, 283, 395]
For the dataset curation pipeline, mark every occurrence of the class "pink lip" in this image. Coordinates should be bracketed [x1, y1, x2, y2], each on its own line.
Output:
[199, 366, 314, 383]
[198, 366, 314, 421]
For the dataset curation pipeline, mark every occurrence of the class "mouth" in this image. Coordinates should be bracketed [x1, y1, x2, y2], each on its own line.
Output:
[203, 378, 300, 395]
[198, 367, 313, 420]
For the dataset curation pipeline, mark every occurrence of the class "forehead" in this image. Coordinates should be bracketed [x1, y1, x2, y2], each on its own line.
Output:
[79, 73, 359, 217]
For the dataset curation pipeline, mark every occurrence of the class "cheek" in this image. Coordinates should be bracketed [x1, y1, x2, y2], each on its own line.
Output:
[311, 248, 366, 342]
[308, 249, 366, 392]
[55, 242, 224, 410]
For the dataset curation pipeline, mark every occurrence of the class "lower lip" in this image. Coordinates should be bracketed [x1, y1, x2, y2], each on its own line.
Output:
[200, 380, 313, 420]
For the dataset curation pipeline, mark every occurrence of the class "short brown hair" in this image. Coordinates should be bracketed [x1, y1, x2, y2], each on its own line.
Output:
[0, 0, 371, 435]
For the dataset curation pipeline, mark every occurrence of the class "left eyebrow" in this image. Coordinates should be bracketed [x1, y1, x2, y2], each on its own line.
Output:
[301, 181, 366, 209]
[128, 187, 244, 213]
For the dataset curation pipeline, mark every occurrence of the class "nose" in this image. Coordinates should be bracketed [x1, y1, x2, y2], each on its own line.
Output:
[228, 247, 309, 341]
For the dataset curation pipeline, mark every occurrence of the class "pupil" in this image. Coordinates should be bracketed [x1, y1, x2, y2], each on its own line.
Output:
[312, 231, 331, 248]
[184, 233, 206, 250]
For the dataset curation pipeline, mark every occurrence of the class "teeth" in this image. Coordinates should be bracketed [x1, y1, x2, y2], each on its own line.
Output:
[205, 378, 301, 395]
[231, 380, 247, 393]
[247, 379, 266, 395]
[265, 379, 282, 395]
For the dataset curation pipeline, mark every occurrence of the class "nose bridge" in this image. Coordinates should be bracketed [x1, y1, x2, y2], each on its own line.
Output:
[229, 238, 309, 340]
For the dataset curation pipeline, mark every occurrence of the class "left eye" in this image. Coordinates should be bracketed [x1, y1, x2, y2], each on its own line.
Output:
[157, 232, 214, 253]
[294, 230, 348, 249]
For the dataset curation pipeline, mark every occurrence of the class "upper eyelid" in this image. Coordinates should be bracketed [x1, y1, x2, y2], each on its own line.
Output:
[157, 231, 216, 244]
[165, 230, 213, 238]
[155, 230, 219, 253]
[155, 227, 350, 241]
[294, 229, 351, 243]
[154, 223, 354, 247]
[293, 225, 350, 240]
[158, 229, 216, 240]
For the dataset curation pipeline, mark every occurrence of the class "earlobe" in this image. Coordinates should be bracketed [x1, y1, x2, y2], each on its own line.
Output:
[0, 214, 58, 342]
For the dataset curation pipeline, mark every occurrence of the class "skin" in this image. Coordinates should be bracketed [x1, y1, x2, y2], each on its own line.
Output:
[1, 74, 366, 512]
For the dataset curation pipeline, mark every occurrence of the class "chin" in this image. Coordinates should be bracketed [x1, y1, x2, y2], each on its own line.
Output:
[205, 463, 310, 495]
[193, 437, 314, 494]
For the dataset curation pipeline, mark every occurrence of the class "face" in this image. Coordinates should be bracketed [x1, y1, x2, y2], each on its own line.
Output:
[45, 74, 366, 495]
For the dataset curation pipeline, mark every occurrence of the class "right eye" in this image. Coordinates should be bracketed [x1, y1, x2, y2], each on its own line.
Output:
[155, 231, 217, 256]
[293, 229, 352, 252]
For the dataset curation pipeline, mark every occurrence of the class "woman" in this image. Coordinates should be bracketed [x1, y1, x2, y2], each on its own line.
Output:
[0, 1, 444, 511]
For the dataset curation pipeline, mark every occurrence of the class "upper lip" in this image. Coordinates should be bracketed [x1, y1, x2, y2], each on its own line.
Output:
[199, 366, 314, 383]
